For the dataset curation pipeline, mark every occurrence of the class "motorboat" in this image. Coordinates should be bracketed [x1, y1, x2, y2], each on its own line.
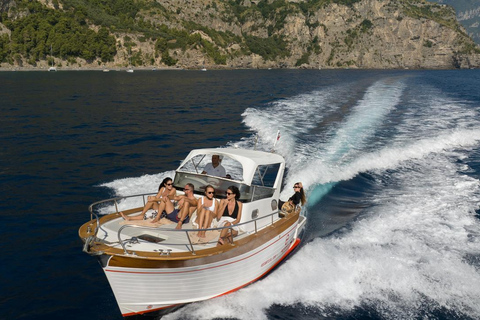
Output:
[79, 147, 307, 318]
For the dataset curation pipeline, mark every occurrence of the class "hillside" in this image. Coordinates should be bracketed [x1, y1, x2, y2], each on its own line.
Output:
[1, 0, 480, 70]
[431, 0, 480, 44]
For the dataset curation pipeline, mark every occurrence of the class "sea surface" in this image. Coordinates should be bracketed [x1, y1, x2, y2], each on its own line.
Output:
[1, 69, 480, 320]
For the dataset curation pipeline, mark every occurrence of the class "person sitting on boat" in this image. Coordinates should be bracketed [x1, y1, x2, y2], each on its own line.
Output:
[155, 183, 198, 229]
[216, 185, 243, 245]
[201, 154, 226, 178]
[279, 182, 306, 218]
[194, 185, 219, 238]
[119, 177, 176, 221]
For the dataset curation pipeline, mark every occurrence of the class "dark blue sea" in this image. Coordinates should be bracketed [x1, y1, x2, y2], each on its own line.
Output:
[1, 69, 480, 320]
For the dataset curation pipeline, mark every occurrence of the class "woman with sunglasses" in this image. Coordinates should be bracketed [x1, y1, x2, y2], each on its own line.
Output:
[280, 182, 306, 217]
[194, 185, 219, 238]
[120, 177, 176, 221]
[216, 186, 243, 245]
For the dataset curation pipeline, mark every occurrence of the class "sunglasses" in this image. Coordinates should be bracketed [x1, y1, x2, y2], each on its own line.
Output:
[184, 188, 191, 191]
[226, 191, 233, 195]
[166, 183, 173, 186]
[206, 191, 214, 194]
[293, 186, 300, 189]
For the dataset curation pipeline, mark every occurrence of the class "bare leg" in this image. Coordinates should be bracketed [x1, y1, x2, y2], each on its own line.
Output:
[151, 200, 169, 223]
[217, 221, 233, 245]
[205, 210, 214, 229]
[175, 202, 190, 229]
[120, 211, 144, 221]
[198, 210, 214, 238]
[197, 208, 206, 237]
[119, 212, 129, 221]
[140, 201, 155, 215]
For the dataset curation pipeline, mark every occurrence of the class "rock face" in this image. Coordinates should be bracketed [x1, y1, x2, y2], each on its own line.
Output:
[429, 0, 480, 45]
[1, 0, 480, 69]
[153, 0, 480, 69]
[164, 0, 480, 69]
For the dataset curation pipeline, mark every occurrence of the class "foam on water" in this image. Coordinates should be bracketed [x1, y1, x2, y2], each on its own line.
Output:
[103, 75, 480, 319]
[97, 171, 175, 214]
[241, 85, 346, 163]
[285, 79, 406, 203]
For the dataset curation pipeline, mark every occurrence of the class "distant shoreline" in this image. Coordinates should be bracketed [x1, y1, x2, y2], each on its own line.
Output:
[1, 64, 478, 72]
[0, 66, 187, 72]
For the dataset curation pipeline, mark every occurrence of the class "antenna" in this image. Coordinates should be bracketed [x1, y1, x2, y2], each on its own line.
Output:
[272, 130, 280, 152]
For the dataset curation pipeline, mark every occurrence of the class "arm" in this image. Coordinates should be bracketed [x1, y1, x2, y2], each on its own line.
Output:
[183, 196, 198, 207]
[196, 197, 203, 212]
[219, 165, 226, 178]
[212, 199, 219, 217]
[155, 187, 164, 198]
[201, 163, 212, 175]
[216, 199, 227, 220]
[148, 187, 164, 201]
[167, 187, 176, 200]
[289, 192, 301, 206]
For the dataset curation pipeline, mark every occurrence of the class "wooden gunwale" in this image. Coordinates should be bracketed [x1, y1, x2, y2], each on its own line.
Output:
[79, 210, 300, 269]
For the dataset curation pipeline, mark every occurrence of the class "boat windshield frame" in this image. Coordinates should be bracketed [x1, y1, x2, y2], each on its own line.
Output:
[174, 148, 285, 203]
[173, 171, 275, 203]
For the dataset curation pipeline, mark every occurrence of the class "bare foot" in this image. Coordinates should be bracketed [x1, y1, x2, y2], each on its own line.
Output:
[119, 212, 130, 221]
[217, 237, 225, 246]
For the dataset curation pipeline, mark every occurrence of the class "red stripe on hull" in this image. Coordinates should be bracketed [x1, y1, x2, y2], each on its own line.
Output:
[121, 237, 301, 318]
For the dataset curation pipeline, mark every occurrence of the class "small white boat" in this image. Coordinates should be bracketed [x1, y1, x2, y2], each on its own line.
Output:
[79, 148, 306, 318]
[126, 68, 134, 73]
[201, 67, 207, 71]
[103, 69, 110, 72]
[48, 45, 56, 71]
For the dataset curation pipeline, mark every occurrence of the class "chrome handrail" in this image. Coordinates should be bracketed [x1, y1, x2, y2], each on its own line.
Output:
[87, 192, 158, 237]
[116, 210, 283, 255]
[88, 192, 291, 255]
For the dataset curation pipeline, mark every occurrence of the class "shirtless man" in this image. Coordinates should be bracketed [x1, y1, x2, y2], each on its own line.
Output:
[155, 183, 198, 229]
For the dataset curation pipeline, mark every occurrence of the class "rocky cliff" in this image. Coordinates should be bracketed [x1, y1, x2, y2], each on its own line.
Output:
[430, 0, 480, 45]
[1, 0, 480, 69]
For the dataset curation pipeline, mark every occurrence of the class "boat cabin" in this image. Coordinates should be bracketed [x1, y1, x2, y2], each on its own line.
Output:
[173, 148, 285, 232]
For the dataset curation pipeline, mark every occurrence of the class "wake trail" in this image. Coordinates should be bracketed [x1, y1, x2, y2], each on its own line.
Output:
[281, 79, 406, 201]
[309, 128, 480, 188]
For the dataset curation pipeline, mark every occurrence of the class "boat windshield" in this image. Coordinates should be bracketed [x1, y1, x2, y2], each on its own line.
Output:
[177, 153, 244, 180]
[174, 153, 281, 202]
[173, 172, 275, 203]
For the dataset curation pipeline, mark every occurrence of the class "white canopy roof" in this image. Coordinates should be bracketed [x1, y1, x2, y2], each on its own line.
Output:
[177, 148, 285, 184]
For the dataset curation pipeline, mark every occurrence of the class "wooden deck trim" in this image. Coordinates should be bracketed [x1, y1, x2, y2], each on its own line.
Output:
[84, 211, 299, 269]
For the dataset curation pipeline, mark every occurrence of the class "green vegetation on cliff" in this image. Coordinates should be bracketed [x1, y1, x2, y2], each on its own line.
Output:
[0, 0, 117, 65]
[0, 0, 478, 68]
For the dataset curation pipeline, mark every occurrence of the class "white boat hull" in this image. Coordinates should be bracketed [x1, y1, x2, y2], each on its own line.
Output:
[104, 221, 301, 317]
[80, 147, 308, 319]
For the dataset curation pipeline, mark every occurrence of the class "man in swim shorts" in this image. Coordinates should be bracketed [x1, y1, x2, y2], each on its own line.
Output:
[156, 183, 198, 229]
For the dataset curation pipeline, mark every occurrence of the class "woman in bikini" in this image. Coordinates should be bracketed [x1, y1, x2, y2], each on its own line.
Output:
[195, 185, 219, 238]
[216, 185, 243, 246]
[120, 177, 176, 221]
